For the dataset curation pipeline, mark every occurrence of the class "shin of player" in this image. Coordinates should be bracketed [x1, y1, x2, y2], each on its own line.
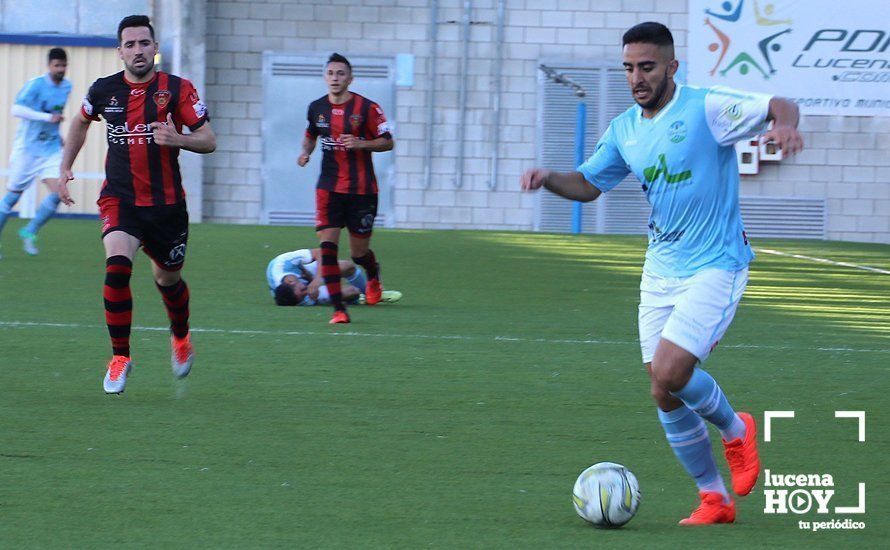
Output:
[298, 53, 393, 324]
[58, 15, 215, 394]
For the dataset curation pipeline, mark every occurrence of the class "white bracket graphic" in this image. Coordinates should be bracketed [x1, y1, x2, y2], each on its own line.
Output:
[834, 411, 866, 442]
[835, 483, 866, 514]
[764, 410, 795, 442]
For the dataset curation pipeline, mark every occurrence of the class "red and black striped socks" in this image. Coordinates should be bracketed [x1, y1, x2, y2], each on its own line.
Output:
[104, 256, 132, 357]
[352, 249, 380, 281]
[320, 241, 344, 311]
[157, 279, 190, 339]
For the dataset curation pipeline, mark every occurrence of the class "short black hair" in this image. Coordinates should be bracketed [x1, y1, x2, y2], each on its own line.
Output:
[326, 53, 352, 71]
[274, 283, 299, 306]
[48, 48, 67, 63]
[117, 15, 155, 43]
[622, 22, 674, 48]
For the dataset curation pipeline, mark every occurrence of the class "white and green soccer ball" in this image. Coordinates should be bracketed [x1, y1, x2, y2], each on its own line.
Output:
[572, 462, 641, 528]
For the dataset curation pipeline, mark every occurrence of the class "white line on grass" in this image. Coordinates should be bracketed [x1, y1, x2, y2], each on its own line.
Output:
[758, 248, 890, 275]
[1, 320, 887, 354]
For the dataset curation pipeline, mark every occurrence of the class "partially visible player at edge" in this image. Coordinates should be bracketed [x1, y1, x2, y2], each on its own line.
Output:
[298, 53, 394, 324]
[520, 22, 804, 525]
[58, 15, 216, 394]
[0, 47, 72, 258]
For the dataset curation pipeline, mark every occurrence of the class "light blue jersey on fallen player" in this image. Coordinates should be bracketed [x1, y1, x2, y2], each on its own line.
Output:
[13, 74, 72, 157]
[266, 249, 322, 306]
[578, 85, 772, 277]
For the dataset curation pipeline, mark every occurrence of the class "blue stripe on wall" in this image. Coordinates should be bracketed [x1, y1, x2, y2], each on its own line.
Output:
[0, 33, 117, 48]
[6, 213, 98, 220]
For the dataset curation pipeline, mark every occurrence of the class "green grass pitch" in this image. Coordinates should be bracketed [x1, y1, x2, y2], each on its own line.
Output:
[1, 218, 887, 547]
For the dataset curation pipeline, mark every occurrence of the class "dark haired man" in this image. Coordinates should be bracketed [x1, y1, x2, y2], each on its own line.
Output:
[59, 15, 216, 394]
[521, 22, 804, 525]
[0, 47, 71, 257]
[298, 53, 394, 324]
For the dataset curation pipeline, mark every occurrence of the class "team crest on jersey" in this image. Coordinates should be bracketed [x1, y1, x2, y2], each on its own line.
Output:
[350, 114, 363, 129]
[105, 94, 124, 113]
[668, 120, 687, 143]
[153, 90, 171, 108]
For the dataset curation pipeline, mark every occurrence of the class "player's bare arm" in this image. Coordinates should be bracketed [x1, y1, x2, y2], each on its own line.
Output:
[340, 135, 394, 152]
[520, 168, 602, 202]
[58, 113, 93, 206]
[763, 97, 803, 156]
[149, 113, 216, 153]
[298, 135, 316, 166]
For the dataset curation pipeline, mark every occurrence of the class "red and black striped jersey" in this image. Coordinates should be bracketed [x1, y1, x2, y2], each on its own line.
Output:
[305, 93, 392, 195]
[81, 71, 209, 207]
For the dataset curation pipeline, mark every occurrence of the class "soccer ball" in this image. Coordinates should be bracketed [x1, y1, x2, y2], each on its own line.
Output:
[572, 462, 641, 528]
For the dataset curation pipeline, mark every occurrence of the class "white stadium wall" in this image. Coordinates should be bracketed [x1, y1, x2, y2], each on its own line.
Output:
[202, 0, 889, 243]
[3, 0, 886, 243]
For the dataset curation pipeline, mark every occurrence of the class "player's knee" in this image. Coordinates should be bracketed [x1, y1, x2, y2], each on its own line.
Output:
[154, 270, 181, 287]
[650, 362, 685, 393]
[650, 380, 671, 407]
[650, 381, 673, 407]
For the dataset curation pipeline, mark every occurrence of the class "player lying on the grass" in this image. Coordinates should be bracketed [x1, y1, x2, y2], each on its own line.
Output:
[267, 248, 401, 307]
[521, 22, 803, 525]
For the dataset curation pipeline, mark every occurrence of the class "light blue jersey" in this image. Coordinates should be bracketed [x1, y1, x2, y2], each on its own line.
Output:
[578, 85, 772, 277]
[266, 249, 368, 306]
[13, 74, 72, 157]
[267, 249, 320, 305]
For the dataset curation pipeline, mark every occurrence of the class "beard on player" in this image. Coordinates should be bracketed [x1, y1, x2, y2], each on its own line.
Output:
[126, 54, 155, 78]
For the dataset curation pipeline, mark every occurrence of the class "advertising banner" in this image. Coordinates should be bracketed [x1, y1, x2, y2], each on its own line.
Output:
[688, 0, 890, 116]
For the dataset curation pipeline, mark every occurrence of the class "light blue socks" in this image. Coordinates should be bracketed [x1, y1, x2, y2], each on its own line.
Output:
[24, 192, 61, 235]
[658, 406, 729, 499]
[672, 367, 746, 442]
[0, 191, 21, 235]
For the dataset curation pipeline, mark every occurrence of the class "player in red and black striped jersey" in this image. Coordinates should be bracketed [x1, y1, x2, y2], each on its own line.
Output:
[297, 53, 394, 324]
[59, 15, 216, 394]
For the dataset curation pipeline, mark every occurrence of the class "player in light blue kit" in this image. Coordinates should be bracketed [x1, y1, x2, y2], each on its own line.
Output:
[0, 47, 72, 258]
[267, 248, 401, 306]
[521, 23, 803, 525]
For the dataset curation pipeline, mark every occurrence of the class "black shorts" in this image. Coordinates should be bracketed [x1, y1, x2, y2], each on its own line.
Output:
[315, 189, 377, 238]
[98, 196, 189, 271]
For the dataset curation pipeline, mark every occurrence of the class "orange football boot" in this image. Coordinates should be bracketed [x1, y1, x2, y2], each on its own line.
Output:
[365, 279, 383, 305]
[171, 334, 194, 379]
[723, 412, 761, 496]
[330, 310, 350, 324]
[679, 492, 736, 525]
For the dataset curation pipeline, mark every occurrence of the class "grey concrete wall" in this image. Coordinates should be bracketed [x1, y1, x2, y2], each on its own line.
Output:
[6, 0, 886, 242]
[0, 0, 150, 35]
